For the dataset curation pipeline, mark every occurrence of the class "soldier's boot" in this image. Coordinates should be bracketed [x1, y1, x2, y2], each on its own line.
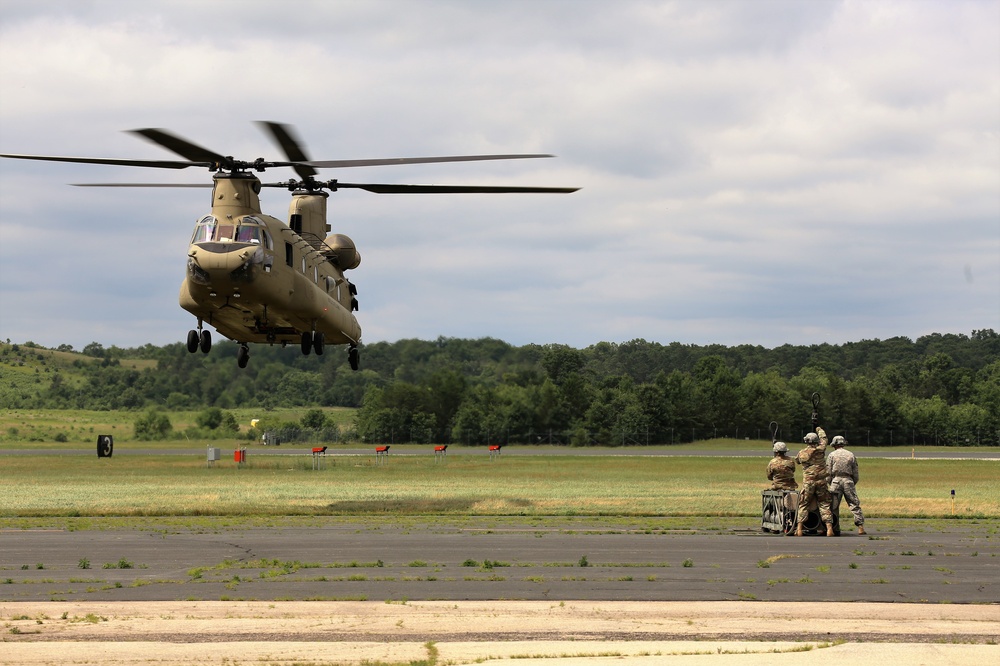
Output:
[795, 523, 803, 537]
[857, 525, 866, 535]
[826, 523, 834, 537]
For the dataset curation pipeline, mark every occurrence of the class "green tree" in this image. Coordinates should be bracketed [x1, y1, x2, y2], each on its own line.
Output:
[301, 408, 328, 429]
[196, 407, 224, 430]
[134, 409, 172, 440]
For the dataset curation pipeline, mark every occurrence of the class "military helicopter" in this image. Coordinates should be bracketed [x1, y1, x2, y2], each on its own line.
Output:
[1, 122, 577, 369]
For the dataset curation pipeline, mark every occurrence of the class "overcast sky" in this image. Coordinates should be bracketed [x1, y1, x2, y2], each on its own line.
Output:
[1, 0, 997, 354]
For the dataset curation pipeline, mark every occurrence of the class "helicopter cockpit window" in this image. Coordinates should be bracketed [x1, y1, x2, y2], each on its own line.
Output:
[190, 215, 217, 244]
[236, 224, 259, 244]
[233, 217, 273, 250]
[214, 223, 236, 242]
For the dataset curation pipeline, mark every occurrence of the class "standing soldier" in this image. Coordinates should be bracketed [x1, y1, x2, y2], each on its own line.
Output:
[766, 442, 797, 491]
[827, 435, 866, 535]
[795, 427, 835, 536]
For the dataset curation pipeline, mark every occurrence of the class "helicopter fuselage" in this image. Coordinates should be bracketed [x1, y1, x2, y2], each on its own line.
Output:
[179, 173, 361, 349]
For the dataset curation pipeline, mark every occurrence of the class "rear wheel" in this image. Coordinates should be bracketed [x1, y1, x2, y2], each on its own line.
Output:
[312, 331, 325, 355]
[199, 329, 211, 354]
[186, 329, 199, 353]
[237, 344, 250, 368]
[300, 331, 312, 355]
[348, 345, 359, 371]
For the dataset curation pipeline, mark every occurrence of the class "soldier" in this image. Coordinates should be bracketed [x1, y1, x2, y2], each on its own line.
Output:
[827, 435, 866, 535]
[794, 427, 834, 536]
[766, 441, 797, 491]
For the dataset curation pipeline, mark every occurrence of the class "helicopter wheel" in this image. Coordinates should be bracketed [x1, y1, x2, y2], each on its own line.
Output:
[186, 329, 199, 353]
[348, 345, 359, 371]
[237, 344, 250, 368]
[312, 331, 325, 355]
[300, 331, 312, 355]
[199, 329, 212, 354]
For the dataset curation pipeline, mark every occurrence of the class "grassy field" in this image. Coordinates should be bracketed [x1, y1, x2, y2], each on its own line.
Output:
[0, 407, 356, 445]
[2, 409, 997, 523]
[0, 451, 996, 520]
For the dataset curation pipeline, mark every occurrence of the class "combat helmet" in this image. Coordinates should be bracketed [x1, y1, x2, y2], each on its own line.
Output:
[773, 441, 788, 454]
[831, 435, 847, 447]
[803, 432, 819, 445]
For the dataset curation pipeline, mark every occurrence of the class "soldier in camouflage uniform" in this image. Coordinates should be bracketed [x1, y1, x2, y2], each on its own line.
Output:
[827, 435, 866, 535]
[794, 427, 834, 536]
[766, 441, 797, 491]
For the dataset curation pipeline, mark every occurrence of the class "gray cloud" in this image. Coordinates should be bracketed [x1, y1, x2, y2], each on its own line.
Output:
[1, 0, 997, 351]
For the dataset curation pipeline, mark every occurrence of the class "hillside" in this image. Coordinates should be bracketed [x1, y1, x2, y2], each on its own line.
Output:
[1, 331, 997, 446]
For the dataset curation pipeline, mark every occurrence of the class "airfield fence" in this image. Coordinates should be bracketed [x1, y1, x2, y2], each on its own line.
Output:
[360, 425, 999, 448]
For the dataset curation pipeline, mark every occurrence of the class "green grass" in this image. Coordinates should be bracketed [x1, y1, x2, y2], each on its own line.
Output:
[0, 407, 356, 446]
[2, 452, 994, 519]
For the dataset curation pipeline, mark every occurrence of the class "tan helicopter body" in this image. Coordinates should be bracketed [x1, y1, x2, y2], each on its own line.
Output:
[1, 122, 576, 369]
[181, 174, 362, 368]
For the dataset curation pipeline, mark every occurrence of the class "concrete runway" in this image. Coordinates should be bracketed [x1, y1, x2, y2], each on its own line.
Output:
[2, 519, 997, 605]
[3, 519, 998, 664]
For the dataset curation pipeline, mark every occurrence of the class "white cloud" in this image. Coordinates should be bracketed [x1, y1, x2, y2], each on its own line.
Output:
[0, 0, 997, 352]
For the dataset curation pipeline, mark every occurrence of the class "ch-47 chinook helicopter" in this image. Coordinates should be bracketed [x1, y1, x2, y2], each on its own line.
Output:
[1, 122, 577, 369]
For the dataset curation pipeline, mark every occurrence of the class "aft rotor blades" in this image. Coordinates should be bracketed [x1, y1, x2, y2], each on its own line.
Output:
[260, 179, 578, 194]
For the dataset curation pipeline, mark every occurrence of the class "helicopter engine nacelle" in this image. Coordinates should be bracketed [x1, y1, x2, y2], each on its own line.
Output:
[323, 234, 362, 270]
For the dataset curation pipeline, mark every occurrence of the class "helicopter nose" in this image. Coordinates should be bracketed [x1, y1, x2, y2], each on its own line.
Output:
[188, 245, 260, 284]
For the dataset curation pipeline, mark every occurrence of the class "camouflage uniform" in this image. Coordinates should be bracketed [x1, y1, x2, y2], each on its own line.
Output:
[795, 427, 833, 527]
[766, 455, 797, 490]
[827, 445, 865, 527]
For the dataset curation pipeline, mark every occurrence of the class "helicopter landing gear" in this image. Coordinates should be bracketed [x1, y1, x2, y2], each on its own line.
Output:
[186, 326, 211, 354]
[300, 330, 324, 355]
[237, 344, 250, 368]
[348, 345, 359, 371]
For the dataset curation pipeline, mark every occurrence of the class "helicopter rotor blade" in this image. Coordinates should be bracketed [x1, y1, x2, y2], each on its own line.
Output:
[256, 121, 317, 181]
[0, 153, 204, 169]
[305, 154, 556, 169]
[337, 182, 579, 194]
[72, 183, 212, 188]
[130, 128, 228, 165]
[260, 180, 578, 194]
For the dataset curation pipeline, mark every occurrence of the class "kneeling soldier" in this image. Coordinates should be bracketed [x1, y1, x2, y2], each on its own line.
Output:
[767, 441, 797, 491]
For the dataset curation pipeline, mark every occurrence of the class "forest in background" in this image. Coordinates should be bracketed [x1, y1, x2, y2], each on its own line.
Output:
[1, 329, 997, 447]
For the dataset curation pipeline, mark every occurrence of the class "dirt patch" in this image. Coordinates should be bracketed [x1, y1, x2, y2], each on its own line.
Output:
[2, 601, 998, 665]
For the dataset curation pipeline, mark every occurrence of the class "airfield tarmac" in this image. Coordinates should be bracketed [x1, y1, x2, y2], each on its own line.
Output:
[2, 519, 998, 664]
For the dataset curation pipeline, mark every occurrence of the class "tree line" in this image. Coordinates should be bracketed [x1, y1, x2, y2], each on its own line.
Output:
[2, 329, 997, 446]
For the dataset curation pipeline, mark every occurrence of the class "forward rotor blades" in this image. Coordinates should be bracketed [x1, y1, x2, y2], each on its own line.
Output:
[256, 121, 316, 181]
[256, 119, 557, 171]
[3, 123, 578, 192]
[130, 128, 228, 165]
[305, 154, 556, 169]
[0, 153, 203, 169]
